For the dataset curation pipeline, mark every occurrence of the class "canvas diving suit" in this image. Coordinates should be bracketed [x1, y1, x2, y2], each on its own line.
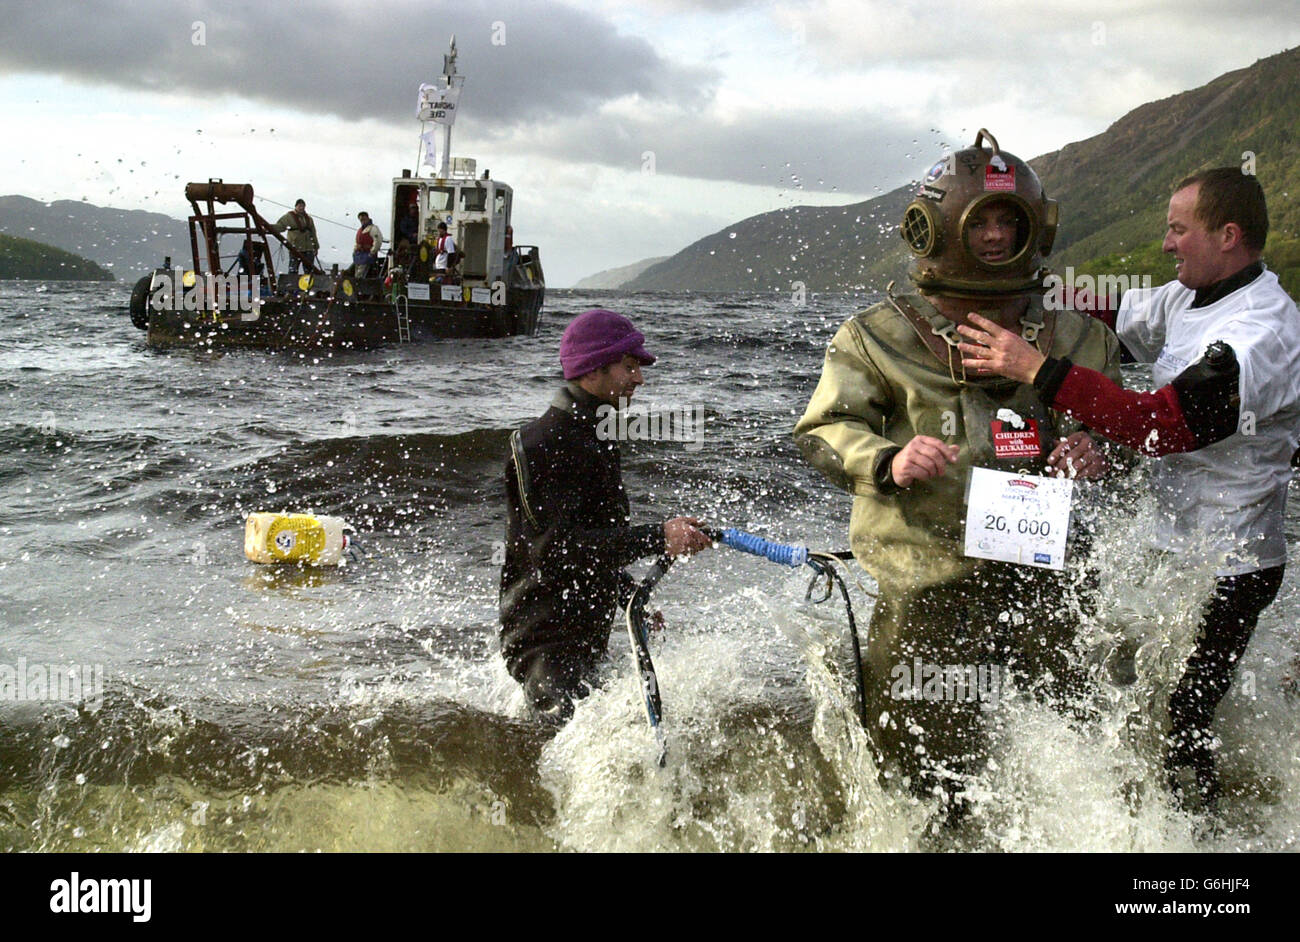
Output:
[795, 290, 1123, 801]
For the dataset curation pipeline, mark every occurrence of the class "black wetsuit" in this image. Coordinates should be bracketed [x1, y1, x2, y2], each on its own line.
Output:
[500, 384, 664, 724]
[1166, 566, 1283, 807]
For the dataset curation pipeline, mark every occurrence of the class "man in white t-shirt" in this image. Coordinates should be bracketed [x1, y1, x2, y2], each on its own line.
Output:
[957, 168, 1300, 811]
[434, 221, 458, 283]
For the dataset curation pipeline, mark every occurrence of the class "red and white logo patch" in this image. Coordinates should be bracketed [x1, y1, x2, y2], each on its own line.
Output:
[984, 163, 1015, 192]
[991, 418, 1041, 459]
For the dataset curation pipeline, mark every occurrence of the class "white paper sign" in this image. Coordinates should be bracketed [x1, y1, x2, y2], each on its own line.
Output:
[406, 282, 430, 301]
[470, 287, 491, 304]
[440, 285, 463, 302]
[963, 467, 1073, 570]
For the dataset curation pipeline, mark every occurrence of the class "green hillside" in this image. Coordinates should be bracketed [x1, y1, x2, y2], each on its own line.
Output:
[1073, 235, 1300, 302]
[1043, 46, 1300, 268]
[0, 233, 115, 281]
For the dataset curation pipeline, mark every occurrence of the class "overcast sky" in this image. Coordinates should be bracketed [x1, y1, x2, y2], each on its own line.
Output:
[2, 0, 1298, 286]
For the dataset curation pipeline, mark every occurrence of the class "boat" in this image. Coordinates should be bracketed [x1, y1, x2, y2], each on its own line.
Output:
[126, 37, 544, 350]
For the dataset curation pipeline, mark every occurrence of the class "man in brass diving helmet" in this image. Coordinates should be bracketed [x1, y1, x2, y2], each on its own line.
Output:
[795, 130, 1126, 832]
[901, 130, 1059, 298]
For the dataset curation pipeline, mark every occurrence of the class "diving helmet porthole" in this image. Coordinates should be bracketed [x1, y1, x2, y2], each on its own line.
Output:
[961, 195, 1036, 271]
[902, 128, 1059, 297]
[901, 201, 942, 257]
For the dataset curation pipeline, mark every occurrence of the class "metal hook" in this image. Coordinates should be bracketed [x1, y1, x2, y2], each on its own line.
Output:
[973, 128, 1000, 156]
[804, 559, 834, 604]
[931, 322, 961, 348]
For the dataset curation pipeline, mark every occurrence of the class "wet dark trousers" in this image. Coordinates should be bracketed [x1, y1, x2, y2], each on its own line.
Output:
[1165, 565, 1284, 803]
[514, 641, 605, 726]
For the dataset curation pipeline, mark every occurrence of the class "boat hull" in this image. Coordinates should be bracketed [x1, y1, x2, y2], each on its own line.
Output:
[144, 281, 544, 350]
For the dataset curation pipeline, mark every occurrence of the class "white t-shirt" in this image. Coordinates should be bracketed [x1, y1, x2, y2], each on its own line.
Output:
[1118, 267, 1300, 574]
[436, 232, 457, 270]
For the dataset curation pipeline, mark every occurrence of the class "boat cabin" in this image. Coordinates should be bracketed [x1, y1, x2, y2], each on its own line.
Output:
[390, 158, 514, 286]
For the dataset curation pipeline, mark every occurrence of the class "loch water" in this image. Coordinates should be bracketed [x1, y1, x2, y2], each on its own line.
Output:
[1, 280, 1297, 852]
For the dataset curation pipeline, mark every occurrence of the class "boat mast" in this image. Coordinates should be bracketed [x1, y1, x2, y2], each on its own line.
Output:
[438, 38, 460, 178]
[416, 37, 464, 178]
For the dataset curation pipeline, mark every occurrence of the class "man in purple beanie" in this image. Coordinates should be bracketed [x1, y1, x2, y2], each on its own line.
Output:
[500, 308, 712, 725]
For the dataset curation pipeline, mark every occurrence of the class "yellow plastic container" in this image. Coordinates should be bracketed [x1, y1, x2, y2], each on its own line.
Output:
[244, 512, 350, 566]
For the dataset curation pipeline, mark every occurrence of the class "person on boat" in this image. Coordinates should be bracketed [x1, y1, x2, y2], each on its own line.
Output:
[353, 212, 384, 278]
[500, 309, 712, 725]
[233, 242, 267, 301]
[235, 244, 261, 275]
[396, 202, 420, 263]
[270, 199, 319, 275]
[793, 130, 1125, 825]
[434, 222, 458, 284]
[954, 167, 1300, 812]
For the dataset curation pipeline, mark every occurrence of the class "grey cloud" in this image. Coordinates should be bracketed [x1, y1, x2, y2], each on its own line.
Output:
[478, 107, 942, 193]
[0, 0, 718, 125]
[641, 0, 764, 9]
[796, 0, 1300, 78]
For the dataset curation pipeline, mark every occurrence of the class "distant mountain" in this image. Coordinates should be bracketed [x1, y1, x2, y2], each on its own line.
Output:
[627, 45, 1300, 293]
[0, 233, 114, 281]
[626, 192, 910, 292]
[573, 256, 669, 290]
[0, 195, 189, 282]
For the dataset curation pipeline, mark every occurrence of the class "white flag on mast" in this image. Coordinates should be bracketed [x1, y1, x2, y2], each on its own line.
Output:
[417, 83, 461, 126]
[420, 128, 439, 168]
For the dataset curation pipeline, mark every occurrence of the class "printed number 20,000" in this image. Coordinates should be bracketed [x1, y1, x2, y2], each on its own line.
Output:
[984, 515, 1051, 537]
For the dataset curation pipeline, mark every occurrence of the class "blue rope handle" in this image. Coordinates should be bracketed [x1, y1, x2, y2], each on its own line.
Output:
[714, 527, 809, 568]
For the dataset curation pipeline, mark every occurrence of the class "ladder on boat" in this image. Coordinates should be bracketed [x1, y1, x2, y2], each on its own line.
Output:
[395, 294, 411, 343]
